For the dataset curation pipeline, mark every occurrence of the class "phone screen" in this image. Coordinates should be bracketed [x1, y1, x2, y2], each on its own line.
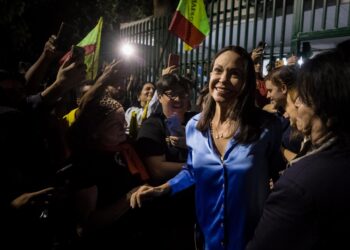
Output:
[70, 45, 85, 61]
[168, 53, 180, 67]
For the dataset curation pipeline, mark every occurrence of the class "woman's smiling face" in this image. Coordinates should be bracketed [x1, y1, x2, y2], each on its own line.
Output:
[209, 50, 244, 105]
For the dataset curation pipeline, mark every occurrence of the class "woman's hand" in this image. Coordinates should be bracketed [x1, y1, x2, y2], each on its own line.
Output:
[130, 183, 170, 208]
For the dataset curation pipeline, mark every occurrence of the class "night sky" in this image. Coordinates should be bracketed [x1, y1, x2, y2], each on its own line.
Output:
[0, 0, 153, 71]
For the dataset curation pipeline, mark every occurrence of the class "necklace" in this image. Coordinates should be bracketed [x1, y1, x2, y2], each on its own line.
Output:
[210, 122, 225, 139]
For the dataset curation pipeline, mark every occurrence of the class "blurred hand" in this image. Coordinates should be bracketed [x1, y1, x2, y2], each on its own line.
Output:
[55, 56, 86, 91]
[42, 35, 64, 60]
[251, 48, 264, 63]
[168, 136, 187, 149]
[162, 65, 178, 76]
[11, 187, 55, 209]
[96, 59, 126, 85]
[130, 183, 170, 208]
[287, 55, 298, 65]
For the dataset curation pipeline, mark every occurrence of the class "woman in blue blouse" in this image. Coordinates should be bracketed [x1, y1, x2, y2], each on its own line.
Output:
[130, 46, 285, 250]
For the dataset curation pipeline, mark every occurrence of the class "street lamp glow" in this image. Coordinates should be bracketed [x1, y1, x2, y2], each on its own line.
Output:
[120, 43, 135, 58]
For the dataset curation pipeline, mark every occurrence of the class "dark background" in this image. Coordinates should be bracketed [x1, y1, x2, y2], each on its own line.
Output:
[0, 0, 154, 72]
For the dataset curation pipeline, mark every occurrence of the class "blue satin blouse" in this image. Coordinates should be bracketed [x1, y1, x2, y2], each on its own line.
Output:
[168, 113, 284, 250]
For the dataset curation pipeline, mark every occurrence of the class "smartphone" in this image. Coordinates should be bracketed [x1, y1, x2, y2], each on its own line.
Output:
[168, 53, 180, 67]
[70, 45, 85, 61]
[56, 22, 74, 51]
[257, 41, 267, 50]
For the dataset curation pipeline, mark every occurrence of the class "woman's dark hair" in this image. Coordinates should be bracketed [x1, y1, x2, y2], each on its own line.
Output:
[156, 73, 191, 95]
[195, 84, 209, 110]
[297, 43, 350, 142]
[265, 65, 297, 89]
[136, 82, 154, 95]
[196, 45, 259, 143]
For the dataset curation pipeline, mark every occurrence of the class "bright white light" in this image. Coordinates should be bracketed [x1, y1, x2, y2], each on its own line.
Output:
[298, 57, 303, 66]
[283, 58, 287, 65]
[120, 43, 135, 58]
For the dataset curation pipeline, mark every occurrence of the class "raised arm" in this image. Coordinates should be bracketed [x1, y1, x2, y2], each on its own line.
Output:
[41, 54, 86, 104]
[25, 35, 63, 94]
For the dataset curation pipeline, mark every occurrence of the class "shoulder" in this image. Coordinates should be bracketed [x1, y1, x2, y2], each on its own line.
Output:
[125, 106, 141, 115]
[139, 114, 165, 134]
[185, 113, 203, 141]
[143, 113, 164, 125]
[284, 144, 350, 190]
[125, 106, 141, 120]
[256, 108, 282, 131]
[185, 113, 201, 130]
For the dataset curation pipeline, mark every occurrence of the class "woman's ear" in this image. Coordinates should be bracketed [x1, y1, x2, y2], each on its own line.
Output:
[281, 83, 288, 95]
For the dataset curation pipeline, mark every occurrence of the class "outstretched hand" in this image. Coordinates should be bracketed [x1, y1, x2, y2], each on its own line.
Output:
[11, 187, 55, 209]
[130, 183, 171, 208]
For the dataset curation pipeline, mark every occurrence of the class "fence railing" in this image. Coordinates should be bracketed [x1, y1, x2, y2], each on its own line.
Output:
[119, 0, 350, 102]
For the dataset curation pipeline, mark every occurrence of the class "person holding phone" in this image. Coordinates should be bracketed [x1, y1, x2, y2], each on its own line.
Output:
[251, 42, 269, 108]
[24, 35, 63, 94]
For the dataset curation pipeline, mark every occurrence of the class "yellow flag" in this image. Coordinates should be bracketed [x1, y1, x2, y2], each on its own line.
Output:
[78, 17, 103, 80]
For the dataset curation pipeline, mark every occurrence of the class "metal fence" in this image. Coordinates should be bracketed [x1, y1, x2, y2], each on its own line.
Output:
[119, 0, 350, 101]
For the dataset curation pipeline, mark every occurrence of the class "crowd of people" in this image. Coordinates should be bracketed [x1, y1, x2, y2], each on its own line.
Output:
[1, 30, 350, 250]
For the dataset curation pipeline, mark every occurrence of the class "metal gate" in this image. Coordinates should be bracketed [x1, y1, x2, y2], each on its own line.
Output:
[119, 0, 350, 101]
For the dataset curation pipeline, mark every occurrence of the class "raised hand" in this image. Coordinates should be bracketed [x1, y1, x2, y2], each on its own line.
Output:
[251, 47, 264, 63]
[43, 35, 64, 60]
[55, 56, 86, 89]
[96, 59, 126, 85]
[41, 57, 86, 103]
[162, 65, 178, 76]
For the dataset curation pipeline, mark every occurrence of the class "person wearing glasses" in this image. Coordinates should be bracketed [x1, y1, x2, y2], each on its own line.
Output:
[130, 46, 285, 250]
[135, 73, 196, 250]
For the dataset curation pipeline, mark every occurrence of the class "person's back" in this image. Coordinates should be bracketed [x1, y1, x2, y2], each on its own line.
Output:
[288, 143, 350, 250]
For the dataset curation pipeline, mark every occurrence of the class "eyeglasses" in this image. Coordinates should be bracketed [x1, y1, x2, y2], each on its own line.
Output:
[163, 91, 189, 100]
